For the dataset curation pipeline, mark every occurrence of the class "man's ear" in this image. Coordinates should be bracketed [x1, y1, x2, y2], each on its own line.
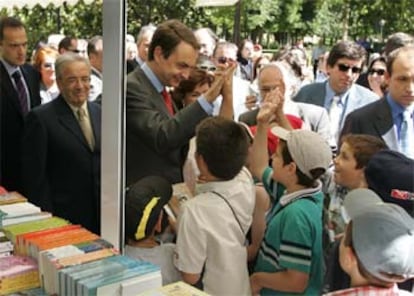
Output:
[153, 46, 163, 62]
[384, 70, 391, 85]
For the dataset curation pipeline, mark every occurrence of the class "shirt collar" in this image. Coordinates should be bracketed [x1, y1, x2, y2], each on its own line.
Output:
[386, 93, 411, 120]
[326, 80, 351, 103]
[279, 180, 322, 206]
[141, 62, 164, 93]
[67, 100, 88, 117]
[1, 58, 20, 76]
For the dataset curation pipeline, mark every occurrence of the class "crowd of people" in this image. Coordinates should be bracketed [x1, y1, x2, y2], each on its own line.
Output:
[1, 15, 414, 295]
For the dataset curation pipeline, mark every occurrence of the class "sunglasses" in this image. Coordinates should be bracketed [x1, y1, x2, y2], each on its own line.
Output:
[198, 65, 217, 72]
[337, 63, 362, 74]
[368, 68, 385, 76]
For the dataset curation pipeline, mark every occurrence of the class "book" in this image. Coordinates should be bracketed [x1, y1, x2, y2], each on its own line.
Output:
[1, 216, 69, 246]
[137, 281, 210, 296]
[0, 191, 27, 205]
[0, 211, 52, 227]
[0, 255, 40, 295]
[78, 262, 161, 296]
[64, 255, 144, 295]
[38, 245, 85, 294]
[16, 224, 81, 256]
[0, 202, 41, 219]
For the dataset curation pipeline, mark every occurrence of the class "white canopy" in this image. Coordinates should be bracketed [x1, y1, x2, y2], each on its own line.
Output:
[0, 0, 94, 9]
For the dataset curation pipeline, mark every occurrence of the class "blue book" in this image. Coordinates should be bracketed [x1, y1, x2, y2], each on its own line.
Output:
[78, 262, 160, 296]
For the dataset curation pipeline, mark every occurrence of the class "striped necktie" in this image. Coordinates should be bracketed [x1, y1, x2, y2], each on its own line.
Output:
[12, 70, 29, 115]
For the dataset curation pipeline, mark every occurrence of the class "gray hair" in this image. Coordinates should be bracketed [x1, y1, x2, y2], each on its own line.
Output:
[55, 52, 90, 80]
[136, 24, 156, 45]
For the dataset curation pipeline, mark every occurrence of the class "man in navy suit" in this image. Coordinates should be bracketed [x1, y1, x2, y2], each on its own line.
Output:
[342, 45, 414, 159]
[21, 53, 101, 234]
[0, 17, 41, 191]
[294, 41, 378, 146]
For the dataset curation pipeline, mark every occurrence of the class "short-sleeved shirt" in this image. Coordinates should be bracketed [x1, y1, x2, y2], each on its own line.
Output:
[174, 167, 255, 295]
[254, 167, 324, 295]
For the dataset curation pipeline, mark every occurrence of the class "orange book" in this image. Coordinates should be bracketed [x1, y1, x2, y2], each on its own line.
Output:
[16, 225, 81, 256]
[28, 228, 99, 259]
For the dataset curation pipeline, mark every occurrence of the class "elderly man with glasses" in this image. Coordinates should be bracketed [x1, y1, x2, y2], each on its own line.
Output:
[293, 41, 378, 147]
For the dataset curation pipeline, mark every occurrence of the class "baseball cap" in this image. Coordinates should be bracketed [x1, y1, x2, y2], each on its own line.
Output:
[343, 188, 414, 283]
[271, 126, 332, 179]
[365, 150, 414, 216]
[125, 176, 172, 241]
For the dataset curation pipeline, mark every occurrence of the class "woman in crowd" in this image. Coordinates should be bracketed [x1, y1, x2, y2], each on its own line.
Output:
[366, 56, 387, 97]
[32, 45, 59, 104]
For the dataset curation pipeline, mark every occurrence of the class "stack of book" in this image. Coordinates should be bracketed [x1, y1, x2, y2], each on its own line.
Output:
[0, 230, 13, 257]
[0, 255, 40, 295]
[0, 191, 52, 227]
[0, 191, 163, 295]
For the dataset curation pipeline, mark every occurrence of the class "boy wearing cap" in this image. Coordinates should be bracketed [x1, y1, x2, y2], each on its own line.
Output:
[324, 188, 414, 295]
[124, 176, 181, 285]
[174, 117, 255, 295]
[249, 92, 332, 295]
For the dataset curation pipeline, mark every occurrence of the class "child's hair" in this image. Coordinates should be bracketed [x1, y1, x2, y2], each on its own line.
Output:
[196, 117, 249, 180]
[280, 140, 326, 187]
[340, 134, 388, 169]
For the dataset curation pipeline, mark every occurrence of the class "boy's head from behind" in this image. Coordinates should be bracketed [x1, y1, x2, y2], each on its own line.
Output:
[271, 127, 332, 187]
[125, 176, 172, 242]
[340, 189, 414, 287]
[196, 117, 249, 181]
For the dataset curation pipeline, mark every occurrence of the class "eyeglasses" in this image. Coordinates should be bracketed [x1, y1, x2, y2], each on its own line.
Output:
[198, 65, 217, 72]
[337, 63, 362, 74]
[368, 68, 385, 76]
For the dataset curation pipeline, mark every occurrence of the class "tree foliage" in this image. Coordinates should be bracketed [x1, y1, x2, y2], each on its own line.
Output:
[2, 0, 414, 52]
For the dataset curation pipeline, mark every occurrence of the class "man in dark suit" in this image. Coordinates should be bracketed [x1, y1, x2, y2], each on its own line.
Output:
[293, 41, 378, 145]
[0, 17, 41, 191]
[342, 45, 414, 159]
[21, 53, 101, 234]
[126, 20, 231, 186]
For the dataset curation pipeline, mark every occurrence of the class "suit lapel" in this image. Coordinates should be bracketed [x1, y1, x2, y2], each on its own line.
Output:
[0, 62, 22, 114]
[374, 99, 398, 150]
[56, 96, 90, 150]
[88, 102, 101, 151]
[20, 65, 41, 108]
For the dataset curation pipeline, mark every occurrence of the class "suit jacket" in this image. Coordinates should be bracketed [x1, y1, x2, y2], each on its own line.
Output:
[293, 81, 378, 131]
[238, 102, 332, 144]
[126, 67, 209, 186]
[0, 62, 41, 191]
[341, 98, 398, 150]
[21, 96, 101, 234]
[126, 59, 139, 74]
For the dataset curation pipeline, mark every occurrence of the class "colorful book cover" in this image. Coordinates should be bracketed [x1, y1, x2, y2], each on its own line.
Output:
[1, 211, 52, 227]
[0, 191, 27, 205]
[2, 216, 69, 245]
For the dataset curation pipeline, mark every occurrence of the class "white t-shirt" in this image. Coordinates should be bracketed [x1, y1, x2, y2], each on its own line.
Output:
[125, 243, 181, 285]
[174, 168, 255, 295]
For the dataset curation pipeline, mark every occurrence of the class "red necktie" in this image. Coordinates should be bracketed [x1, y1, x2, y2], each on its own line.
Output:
[161, 88, 174, 115]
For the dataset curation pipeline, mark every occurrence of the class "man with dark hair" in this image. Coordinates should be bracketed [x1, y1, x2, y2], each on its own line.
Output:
[87, 35, 103, 102]
[0, 16, 41, 191]
[342, 45, 414, 159]
[174, 117, 255, 295]
[294, 40, 378, 145]
[126, 19, 234, 185]
[58, 36, 78, 55]
[21, 53, 101, 234]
